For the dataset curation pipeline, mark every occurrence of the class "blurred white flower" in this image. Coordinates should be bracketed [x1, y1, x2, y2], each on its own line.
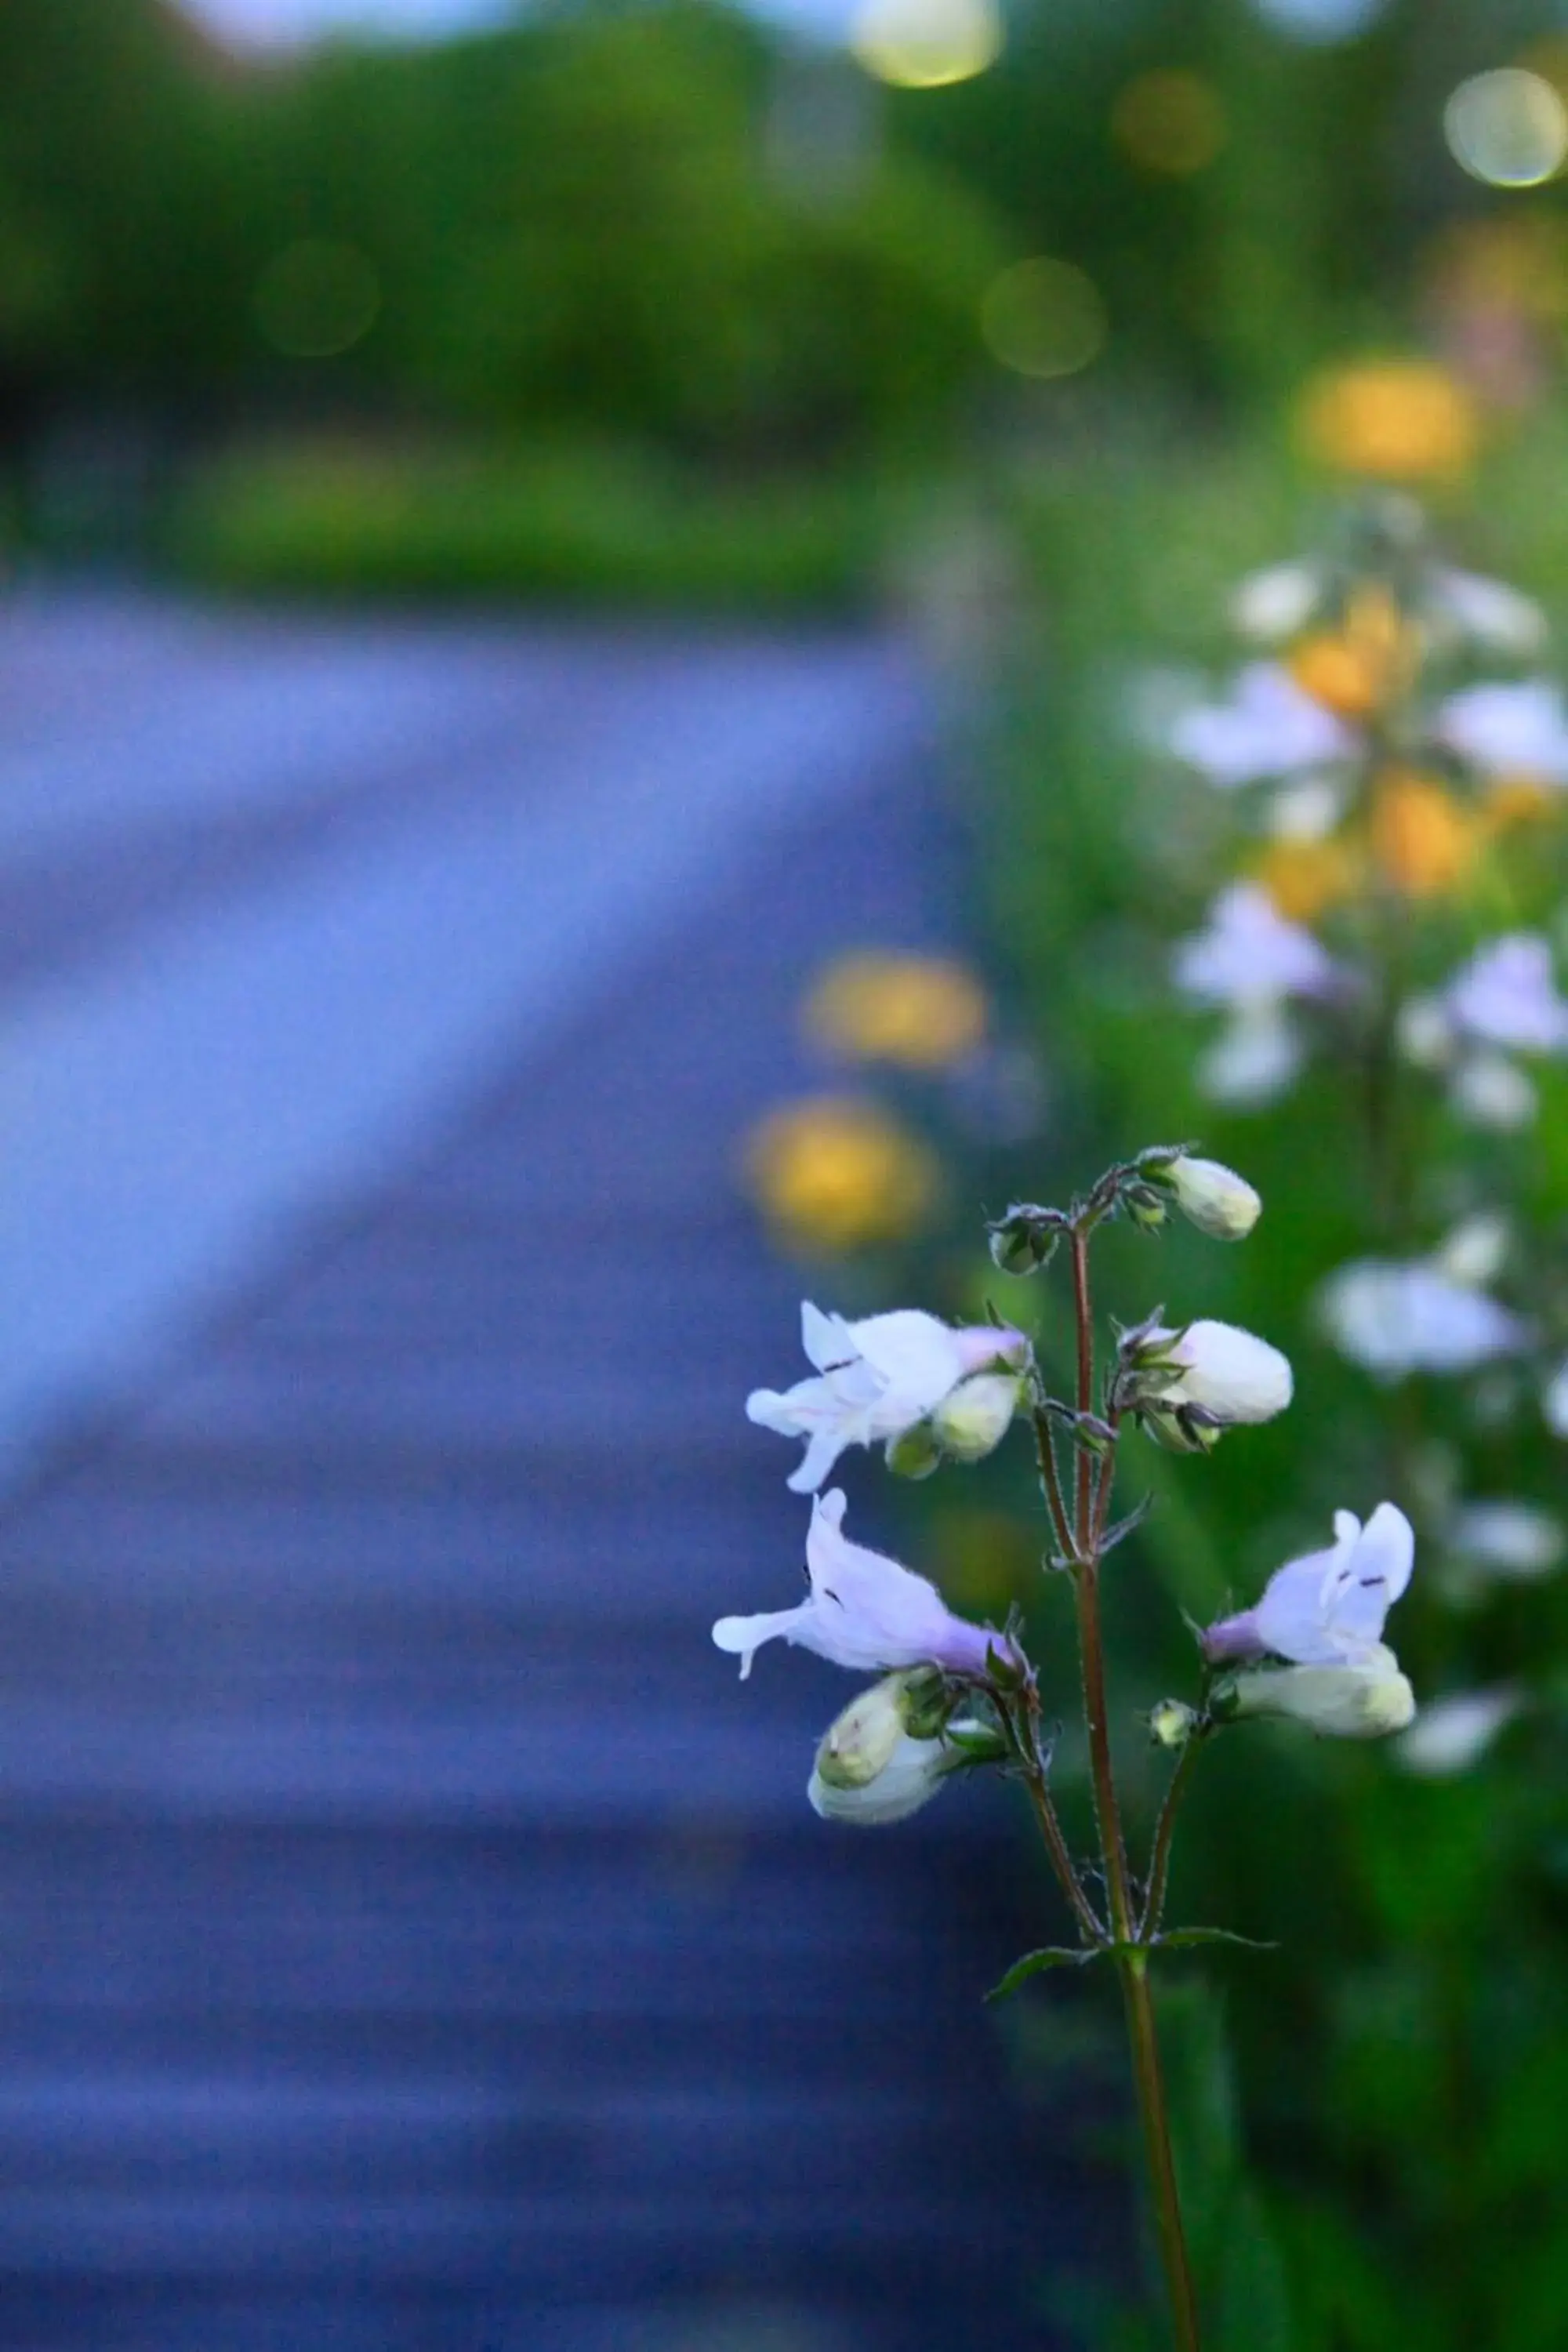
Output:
[1175, 883, 1344, 1005]
[1437, 681, 1568, 782]
[1542, 1359, 1568, 1437]
[1434, 1210, 1511, 1290]
[1203, 1501, 1414, 1665]
[1443, 935, 1568, 1055]
[1199, 1003, 1305, 1105]
[1267, 775, 1345, 840]
[1230, 560, 1323, 644]
[1396, 1686, 1519, 1776]
[1450, 1052, 1539, 1131]
[1171, 663, 1356, 789]
[713, 1489, 1007, 1681]
[1229, 1655, 1416, 1739]
[747, 1303, 1027, 1493]
[1431, 568, 1547, 658]
[1396, 993, 1455, 1070]
[1450, 1500, 1564, 1578]
[1319, 1260, 1529, 1377]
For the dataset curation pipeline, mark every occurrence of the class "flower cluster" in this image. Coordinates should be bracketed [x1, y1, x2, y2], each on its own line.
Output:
[1156, 487, 1568, 1769]
[1168, 502, 1568, 1132]
[717, 1150, 1418, 1838]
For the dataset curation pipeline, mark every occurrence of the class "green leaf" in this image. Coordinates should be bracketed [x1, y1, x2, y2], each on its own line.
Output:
[985, 1944, 1103, 2002]
[1155, 1926, 1277, 1955]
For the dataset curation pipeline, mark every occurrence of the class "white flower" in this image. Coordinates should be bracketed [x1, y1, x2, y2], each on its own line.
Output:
[807, 1673, 977, 1824]
[1170, 663, 1355, 789]
[1198, 1003, 1305, 1106]
[1450, 1053, 1538, 1131]
[1267, 775, 1345, 841]
[712, 1490, 1005, 1682]
[1319, 1261, 1529, 1378]
[1396, 993, 1455, 1071]
[1203, 1501, 1414, 1666]
[1442, 935, 1568, 1055]
[1133, 1319, 1294, 1428]
[1544, 1359, 1568, 1438]
[1174, 884, 1343, 1007]
[1229, 1656, 1416, 1739]
[1437, 681, 1568, 783]
[1396, 1687, 1520, 1776]
[1430, 568, 1546, 658]
[1230, 560, 1323, 644]
[1450, 1501, 1564, 1579]
[1162, 1154, 1262, 1240]
[746, 1304, 1027, 1494]
[1434, 1210, 1511, 1290]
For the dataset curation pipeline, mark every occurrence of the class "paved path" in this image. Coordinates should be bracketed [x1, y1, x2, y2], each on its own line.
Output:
[0, 593, 1117, 2349]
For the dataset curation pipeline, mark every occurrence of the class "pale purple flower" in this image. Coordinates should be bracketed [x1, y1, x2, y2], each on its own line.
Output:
[1319, 1260, 1529, 1378]
[1203, 1502, 1414, 1667]
[1174, 884, 1343, 1008]
[712, 1490, 1004, 1682]
[747, 1304, 1027, 1494]
[1443, 935, 1568, 1056]
[1170, 663, 1355, 789]
[1436, 680, 1568, 782]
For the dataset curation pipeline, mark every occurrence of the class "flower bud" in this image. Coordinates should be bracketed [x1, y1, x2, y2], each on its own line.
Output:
[808, 1674, 968, 1825]
[812, 1675, 912, 1791]
[1127, 1319, 1293, 1430]
[930, 1371, 1022, 1465]
[884, 1421, 942, 1480]
[1162, 1156, 1262, 1242]
[1218, 1653, 1415, 1739]
[987, 1205, 1059, 1275]
[1149, 1698, 1200, 1748]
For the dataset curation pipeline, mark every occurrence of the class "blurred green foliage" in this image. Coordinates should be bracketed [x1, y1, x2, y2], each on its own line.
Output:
[169, 434, 888, 606]
[974, 413, 1568, 2343]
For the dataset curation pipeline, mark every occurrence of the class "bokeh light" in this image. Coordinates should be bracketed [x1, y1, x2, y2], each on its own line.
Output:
[981, 259, 1107, 381]
[804, 950, 989, 1069]
[1296, 358, 1477, 481]
[1112, 70, 1226, 176]
[254, 239, 382, 358]
[850, 0, 1002, 90]
[1443, 69, 1568, 191]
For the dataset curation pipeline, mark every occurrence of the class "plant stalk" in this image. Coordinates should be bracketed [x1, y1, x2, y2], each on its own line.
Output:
[1122, 1952, 1203, 2352]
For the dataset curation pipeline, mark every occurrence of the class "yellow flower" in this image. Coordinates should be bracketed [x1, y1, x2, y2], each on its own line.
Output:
[1255, 836, 1362, 922]
[742, 1094, 941, 1254]
[804, 950, 989, 1069]
[1297, 360, 1479, 482]
[1287, 586, 1415, 719]
[1370, 771, 1480, 897]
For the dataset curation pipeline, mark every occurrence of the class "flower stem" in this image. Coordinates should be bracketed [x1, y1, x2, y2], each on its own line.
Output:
[1067, 1215, 1203, 2351]
[1140, 1732, 1207, 1940]
[1122, 1952, 1203, 2352]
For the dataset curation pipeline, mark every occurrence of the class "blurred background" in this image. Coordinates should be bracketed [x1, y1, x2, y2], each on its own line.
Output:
[5, 0, 1568, 2347]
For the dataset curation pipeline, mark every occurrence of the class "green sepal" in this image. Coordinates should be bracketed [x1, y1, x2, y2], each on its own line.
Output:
[985, 1944, 1104, 2002]
[941, 1725, 1008, 1766]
